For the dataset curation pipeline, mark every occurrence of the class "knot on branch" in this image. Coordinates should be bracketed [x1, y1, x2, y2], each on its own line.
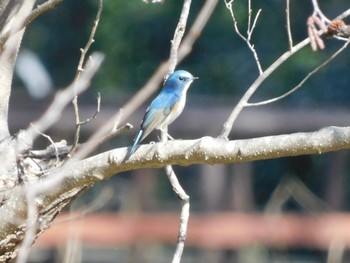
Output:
[327, 19, 350, 37]
[308, 15, 350, 52]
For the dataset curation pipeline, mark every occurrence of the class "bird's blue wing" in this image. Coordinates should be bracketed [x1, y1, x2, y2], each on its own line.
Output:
[140, 91, 178, 140]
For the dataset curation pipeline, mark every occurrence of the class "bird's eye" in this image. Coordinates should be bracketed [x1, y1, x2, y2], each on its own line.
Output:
[179, 76, 185, 81]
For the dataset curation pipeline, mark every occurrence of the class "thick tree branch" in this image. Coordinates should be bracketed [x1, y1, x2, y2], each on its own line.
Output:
[108, 126, 350, 170]
[29, 125, 350, 197]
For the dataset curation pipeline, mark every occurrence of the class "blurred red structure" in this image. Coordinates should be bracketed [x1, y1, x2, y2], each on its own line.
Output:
[35, 212, 350, 249]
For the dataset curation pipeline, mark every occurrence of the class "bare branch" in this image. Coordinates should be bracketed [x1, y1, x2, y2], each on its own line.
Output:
[28, 0, 64, 27]
[71, 0, 103, 154]
[224, 0, 263, 74]
[167, 0, 192, 75]
[286, 0, 293, 49]
[219, 8, 350, 139]
[160, 127, 190, 263]
[336, 9, 350, 21]
[219, 37, 309, 139]
[311, 0, 331, 24]
[26, 140, 69, 160]
[0, 1, 36, 140]
[0, 0, 63, 49]
[78, 93, 101, 126]
[122, 126, 350, 168]
[178, 0, 218, 60]
[30, 123, 59, 163]
[37, 126, 350, 184]
[165, 165, 190, 263]
[246, 38, 350, 107]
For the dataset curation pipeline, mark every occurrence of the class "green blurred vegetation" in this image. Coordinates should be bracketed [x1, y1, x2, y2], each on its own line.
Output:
[19, 0, 350, 106]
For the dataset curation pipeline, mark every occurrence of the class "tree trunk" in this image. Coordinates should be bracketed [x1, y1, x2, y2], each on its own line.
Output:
[0, 0, 35, 140]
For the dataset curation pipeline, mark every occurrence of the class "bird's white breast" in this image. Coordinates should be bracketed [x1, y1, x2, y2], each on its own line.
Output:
[160, 90, 188, 128]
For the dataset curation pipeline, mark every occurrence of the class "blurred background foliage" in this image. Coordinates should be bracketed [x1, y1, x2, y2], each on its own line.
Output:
[18, 0, 350, 105]
[12, 0, 350, 262]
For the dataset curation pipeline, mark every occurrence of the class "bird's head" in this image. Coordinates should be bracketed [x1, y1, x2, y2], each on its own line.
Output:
[164, 70, 198, 92]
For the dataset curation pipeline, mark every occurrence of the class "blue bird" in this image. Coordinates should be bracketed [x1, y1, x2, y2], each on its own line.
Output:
[129, 70, 198, 155]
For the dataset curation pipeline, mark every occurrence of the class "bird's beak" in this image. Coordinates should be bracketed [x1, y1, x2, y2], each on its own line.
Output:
[192, 76, 199, 80]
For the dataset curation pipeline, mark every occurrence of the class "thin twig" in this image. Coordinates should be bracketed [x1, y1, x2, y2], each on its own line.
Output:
[96, 107, 133, 146]
[70, 0, 103, 155]
[167, 0, 192, 76]
[178, 0, 219, 59]
[247, 9, 261, 43]
[30, 123, 59, 163]
[74, 0, 103, 81]
[78, 92, 101, 126]
[247, 0, 252, 34]
[311, 0, 331, 24]
[165, 164, 190, 263]
[219, 39, 309, 139]
[225, 0, 263, 74]
[286, 0, 293, 49]
[246, 38, 350, 107]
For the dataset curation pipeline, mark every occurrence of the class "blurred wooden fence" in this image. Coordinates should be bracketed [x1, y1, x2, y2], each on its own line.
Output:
[36, 212, 350, 249]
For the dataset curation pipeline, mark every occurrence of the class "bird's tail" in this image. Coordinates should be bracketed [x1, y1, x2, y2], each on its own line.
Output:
[128, 130, 144, 156]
